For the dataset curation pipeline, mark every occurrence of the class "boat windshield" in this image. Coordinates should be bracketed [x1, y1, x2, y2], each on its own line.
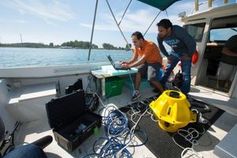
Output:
[210, 27, 237, 42]
[184, 23, 205, 42]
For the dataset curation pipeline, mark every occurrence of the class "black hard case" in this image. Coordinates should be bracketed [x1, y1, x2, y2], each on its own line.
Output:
[45, 90, 101, 152]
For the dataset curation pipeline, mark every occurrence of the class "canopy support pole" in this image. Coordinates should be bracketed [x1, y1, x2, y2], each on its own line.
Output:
[88, 0, 99, 61]
[105, 0, 130, 48]
[143, 10, 162, 37]
[118, 0, 133, 25]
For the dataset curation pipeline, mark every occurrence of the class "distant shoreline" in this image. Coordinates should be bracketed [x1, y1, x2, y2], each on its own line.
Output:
[0, 46, 129, 51]
[0, 41, 129, 50]
[0, 46, 130, 51]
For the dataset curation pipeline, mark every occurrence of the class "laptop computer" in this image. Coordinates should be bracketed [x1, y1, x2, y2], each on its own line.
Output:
[107, 55, 129, 70]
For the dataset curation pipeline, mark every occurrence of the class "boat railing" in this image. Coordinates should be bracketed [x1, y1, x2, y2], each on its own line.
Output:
[194, 0, 232, 12]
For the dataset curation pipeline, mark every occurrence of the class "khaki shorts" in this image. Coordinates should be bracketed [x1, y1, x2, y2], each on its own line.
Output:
[137, 62, 162, 81]
[217, 62, 237, 81]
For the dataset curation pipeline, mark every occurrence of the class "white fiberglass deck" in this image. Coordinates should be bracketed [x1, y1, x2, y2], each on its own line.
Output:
[14, 85, 157, 158]
[9, 85, 237, 158]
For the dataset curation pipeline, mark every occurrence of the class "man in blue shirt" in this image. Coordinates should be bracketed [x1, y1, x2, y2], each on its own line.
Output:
[156, 19, 196, 94]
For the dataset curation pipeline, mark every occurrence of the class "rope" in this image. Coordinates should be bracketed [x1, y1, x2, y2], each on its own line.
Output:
[172, 127, 205, 158]
[181, 148, 203, 158]
[83, 102, 149, 157]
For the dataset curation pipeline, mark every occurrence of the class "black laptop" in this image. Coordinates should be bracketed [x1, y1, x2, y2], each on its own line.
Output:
[107, 55, 129, 70]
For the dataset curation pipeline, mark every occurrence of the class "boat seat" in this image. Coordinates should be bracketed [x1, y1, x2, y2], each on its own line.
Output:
[7, 83, 57, 122]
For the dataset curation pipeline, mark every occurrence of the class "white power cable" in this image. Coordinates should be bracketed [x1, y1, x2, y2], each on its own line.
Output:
[172, 127, 206, 158]
[181, 147, 203, 158]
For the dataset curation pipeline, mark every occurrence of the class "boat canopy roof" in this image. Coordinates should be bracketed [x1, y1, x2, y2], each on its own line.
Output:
[137, 0, 180, 11]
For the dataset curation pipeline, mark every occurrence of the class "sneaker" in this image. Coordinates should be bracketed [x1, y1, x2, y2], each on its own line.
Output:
[132, 90, 141, 101]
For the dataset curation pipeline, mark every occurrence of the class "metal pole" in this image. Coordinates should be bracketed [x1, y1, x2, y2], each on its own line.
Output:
[118, 0, 133, 25]
[105, 0, 130, 47]
[195, 0, 199, 12]
[88, 0, 99, 61]
[20, 33, 23, 47]
[208, 0, 212, 8]
[143, 10, 161, 37]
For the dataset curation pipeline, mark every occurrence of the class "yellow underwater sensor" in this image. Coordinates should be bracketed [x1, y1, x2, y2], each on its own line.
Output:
[149, 90, 197, 132]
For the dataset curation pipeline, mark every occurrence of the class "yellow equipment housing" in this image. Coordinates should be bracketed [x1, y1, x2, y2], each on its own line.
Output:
[149, 90, 197, 132]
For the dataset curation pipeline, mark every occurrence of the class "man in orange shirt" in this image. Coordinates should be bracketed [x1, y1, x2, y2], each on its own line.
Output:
[121, 31, 164, 101]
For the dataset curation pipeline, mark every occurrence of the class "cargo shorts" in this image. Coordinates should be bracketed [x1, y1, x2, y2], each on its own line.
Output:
[137, 62, 162, 81]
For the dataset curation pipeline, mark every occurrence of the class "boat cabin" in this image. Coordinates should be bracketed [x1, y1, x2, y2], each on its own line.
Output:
[182, 3, 237, 115]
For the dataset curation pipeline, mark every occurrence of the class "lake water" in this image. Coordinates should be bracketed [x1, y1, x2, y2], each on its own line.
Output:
[0, 47, 132, 68]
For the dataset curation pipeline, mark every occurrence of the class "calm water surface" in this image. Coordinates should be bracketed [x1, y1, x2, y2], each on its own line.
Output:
[0, 47, 132, 68]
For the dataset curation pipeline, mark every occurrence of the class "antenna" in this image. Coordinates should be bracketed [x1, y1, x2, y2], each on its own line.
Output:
[20, 33, 23, 44]
[178, 11, 186, 18]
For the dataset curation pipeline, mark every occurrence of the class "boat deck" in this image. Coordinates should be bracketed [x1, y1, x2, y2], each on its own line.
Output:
[11, 85, 237, 158]
[14, 85, 157, 158]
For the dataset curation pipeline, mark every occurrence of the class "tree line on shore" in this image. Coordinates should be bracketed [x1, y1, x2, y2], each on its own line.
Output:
[0, 40, 131, 50]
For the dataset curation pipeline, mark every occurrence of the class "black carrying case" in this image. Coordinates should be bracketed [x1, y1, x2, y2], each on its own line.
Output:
[45, 90, 101, 152]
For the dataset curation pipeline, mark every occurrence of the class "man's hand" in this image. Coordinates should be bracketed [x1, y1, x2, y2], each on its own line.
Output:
[181, 54, 191, 60]
[120, 61, 128, 65]
[167, 55, 174, 63]
[121, 63, 130, 68]
[120, 61, 130, 68]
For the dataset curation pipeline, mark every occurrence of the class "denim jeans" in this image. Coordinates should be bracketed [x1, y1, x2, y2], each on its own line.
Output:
[161, 55, 191, 94]
[4, 144, 47, 158]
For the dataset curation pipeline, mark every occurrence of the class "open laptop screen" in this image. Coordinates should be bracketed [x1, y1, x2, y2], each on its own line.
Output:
[106, 55, 129, 70]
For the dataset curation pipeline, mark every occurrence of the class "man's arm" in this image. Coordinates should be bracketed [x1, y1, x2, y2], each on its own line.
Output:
[223, 35, 237, 56]
[127, 49, 138, 64]
[175, 26, 196, 56]
[222, 47, 237, 57]
[128, 45, 161, 67]
[121, 49, 137, 64]
[127, 55, 146, 68]
[157, 37, 169, 57]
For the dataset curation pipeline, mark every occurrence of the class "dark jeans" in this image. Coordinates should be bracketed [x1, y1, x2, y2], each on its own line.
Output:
[4, 144, 47, 158]
[161, 55, 191, 94]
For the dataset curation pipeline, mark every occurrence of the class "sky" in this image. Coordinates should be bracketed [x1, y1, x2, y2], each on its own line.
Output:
[0, 0, 235, 48]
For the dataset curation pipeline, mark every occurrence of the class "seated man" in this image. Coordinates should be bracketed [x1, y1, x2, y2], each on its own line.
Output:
[121, 31, 164, 101]
[0, 116, 52, 158]
[217, 35, 237, 91]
